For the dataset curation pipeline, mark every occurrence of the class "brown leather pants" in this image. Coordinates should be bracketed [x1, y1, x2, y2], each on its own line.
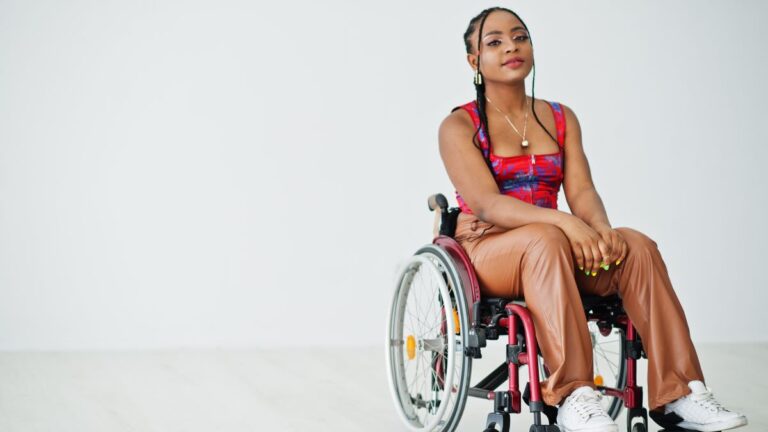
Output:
[454, 212, 705, 410]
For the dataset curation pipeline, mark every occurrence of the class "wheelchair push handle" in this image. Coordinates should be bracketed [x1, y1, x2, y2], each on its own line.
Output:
[428, 193, 461, 238]
[428, 193, 449, 212]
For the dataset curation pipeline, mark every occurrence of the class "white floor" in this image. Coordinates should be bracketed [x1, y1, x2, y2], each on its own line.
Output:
[0, 343, 764, 432]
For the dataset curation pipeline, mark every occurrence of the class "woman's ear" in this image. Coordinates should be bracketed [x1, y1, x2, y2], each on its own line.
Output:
[466, 53, 478, 70]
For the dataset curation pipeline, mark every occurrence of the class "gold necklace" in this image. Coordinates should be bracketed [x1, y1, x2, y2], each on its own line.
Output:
[485, 95, 531, 148]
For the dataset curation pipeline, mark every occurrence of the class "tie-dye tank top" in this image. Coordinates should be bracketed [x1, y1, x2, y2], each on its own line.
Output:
[454, 99, 566, 214]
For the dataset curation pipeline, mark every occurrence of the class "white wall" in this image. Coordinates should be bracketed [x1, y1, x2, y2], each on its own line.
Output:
[1, 0, 765, 349]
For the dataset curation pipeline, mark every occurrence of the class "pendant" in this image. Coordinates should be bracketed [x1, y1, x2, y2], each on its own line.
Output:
[521, 139, 529, 148]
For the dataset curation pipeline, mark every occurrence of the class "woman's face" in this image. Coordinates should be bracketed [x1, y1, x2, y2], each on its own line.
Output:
[468, 11, 533, 84]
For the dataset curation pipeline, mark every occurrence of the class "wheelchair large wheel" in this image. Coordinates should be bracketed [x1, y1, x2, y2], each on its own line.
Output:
[386, 245, 472, 432]
[538, 322, 627, 418]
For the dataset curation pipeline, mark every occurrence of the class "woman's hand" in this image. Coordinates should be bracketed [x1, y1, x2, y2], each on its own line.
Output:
[556, 215, 610, 276]
[592, 223, 628, 268]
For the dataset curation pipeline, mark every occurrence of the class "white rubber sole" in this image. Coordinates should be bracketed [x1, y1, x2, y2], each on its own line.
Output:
[557, 423, 618, 432]
[677, 415, 748, 432]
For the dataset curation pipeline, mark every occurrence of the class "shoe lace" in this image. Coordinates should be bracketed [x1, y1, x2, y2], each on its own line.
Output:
[691, 388, 726, 413]
[569, 390, 607, 420]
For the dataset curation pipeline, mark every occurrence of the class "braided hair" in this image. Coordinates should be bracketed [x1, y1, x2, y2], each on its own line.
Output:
[461, 7, 558, 172]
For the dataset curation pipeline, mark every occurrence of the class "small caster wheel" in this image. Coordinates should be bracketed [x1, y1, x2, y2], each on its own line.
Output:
[631, 423, 647, 432]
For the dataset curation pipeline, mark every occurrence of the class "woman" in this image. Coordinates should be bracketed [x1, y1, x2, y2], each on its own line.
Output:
[438, 7, 747, 432]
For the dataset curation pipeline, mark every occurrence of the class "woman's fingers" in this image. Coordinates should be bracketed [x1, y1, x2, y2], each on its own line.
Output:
[605, 233, 618, 264]
[561, 218, 622, 276]
[597, 238, 612, 268]
[590, 242, 603, 275]
[584, 242, 597, 275]
[572, 243, 585, 271]
[617, 233, 628, 265]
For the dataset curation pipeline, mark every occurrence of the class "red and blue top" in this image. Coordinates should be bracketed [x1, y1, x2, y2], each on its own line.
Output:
[454, 99, 567, 214]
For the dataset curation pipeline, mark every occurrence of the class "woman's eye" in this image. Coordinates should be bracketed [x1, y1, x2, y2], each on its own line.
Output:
[487, 35, 528, 46]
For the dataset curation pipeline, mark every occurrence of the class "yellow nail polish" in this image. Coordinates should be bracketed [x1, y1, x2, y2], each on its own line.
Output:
[591, 271, 597, 277]
[616, 259, 621, 265]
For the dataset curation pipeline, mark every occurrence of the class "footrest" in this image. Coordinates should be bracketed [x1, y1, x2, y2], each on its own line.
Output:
[627, 406, 649, 432]
[528, 425, 560, 432]
[649, 409, 719, 432]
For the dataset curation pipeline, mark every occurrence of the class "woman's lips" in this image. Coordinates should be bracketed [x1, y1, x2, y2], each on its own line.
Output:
[504, 60, 524, 69]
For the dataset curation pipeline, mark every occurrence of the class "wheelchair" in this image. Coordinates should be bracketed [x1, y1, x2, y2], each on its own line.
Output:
[386, 193, 652, 432]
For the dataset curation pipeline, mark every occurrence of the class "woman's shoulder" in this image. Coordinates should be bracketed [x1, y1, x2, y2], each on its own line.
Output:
[536, 98, 579, 130]
[540, 98, 576, 119]
[440, 100, 476, 133]
[533, 97, 560, 112]
[438, 101, 481, 151]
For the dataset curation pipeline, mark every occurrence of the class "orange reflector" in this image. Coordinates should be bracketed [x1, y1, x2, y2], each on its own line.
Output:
[594, 375, 604, 386]
[406, 335, 416, 360]
[453, 309, 461, 335]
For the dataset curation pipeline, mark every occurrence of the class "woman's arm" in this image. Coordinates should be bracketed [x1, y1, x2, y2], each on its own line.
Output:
[560, 104, 628, 267]
[438, 109, 568, 229]
[560, 104, 612, 231]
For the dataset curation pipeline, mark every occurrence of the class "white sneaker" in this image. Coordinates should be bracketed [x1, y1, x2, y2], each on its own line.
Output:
[663, 380, 748, 431]
[556, 386, 618, 432]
